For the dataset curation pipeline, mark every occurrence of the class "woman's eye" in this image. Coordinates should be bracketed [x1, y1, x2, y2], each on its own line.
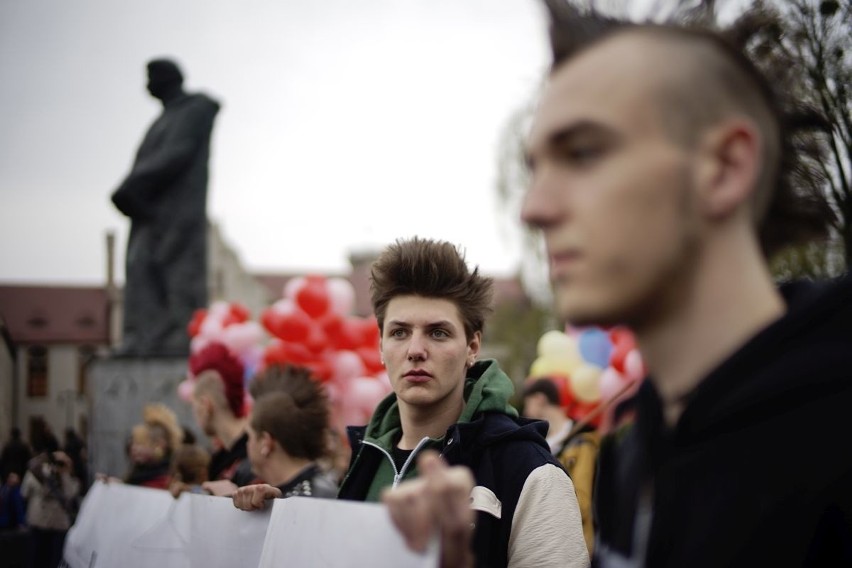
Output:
[431, 329, 449, 339]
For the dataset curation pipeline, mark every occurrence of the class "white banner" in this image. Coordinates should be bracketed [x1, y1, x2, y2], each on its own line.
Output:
[63, 482, 437, 567]
[258, 497, 438, 568]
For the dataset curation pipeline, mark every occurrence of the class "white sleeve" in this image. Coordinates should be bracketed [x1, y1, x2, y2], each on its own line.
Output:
[508, 463, 590, 568]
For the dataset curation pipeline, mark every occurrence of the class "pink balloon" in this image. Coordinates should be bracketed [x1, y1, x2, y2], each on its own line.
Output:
[283, 276, 307, 301]
[190, 335, 211, 354]
[599, 367, 626, 401]
[199, 317, 224, 340]
[327, 277, 356, 316]
[624, 349, 645, 382]
[348, 376, 391, 417]
[330, 350, 367, 383]
[177, 379, 195, 402]
[221, 321, 264, 354]
[208, 300, 231, 320]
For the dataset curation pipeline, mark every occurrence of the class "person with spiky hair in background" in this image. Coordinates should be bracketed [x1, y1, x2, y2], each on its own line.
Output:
[231, 364, 339, 511]
[185, 342, 260, 496]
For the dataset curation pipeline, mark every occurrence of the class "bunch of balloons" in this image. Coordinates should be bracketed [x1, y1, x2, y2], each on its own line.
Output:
[526, 326, 645, 427]
[259, 275, 391, 433]
[178, 300, 266, 404]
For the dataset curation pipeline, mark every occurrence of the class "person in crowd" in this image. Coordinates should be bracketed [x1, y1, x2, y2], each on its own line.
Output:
[168, 443, 211, 496]
[339, 237, 588, 567]
[0, 471, 26, 530]
[21, 451, 80, 568]
[188, 342, 259, 495]
[62, 427, 89, 496]
[522, 378, 599, 556]
[30, 419, 59, 456]
[0, 427, 33, 482]
[521, 378, 572, 454]
[231, 364, 339, 510]
[125, 403, 184, 490]
[383, 4, 852, 566]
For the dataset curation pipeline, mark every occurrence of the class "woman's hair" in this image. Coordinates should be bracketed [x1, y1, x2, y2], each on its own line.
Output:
[369, 237, 494, 340]
[141, 403, 183, 458]
[249, 364, 329, 461]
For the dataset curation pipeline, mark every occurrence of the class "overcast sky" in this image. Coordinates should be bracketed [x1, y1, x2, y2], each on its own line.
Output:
[0, 0, 558, 286]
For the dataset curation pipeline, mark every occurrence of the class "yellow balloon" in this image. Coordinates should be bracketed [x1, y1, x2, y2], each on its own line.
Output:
[529, 354, 581, 378]
[570, 363, 603, 403]
[537, 330, 580, 360]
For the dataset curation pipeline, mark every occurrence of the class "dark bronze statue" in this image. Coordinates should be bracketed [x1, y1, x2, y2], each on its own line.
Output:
[111, 59, 220, 356]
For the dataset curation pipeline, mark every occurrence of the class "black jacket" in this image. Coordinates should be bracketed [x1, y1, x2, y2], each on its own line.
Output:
[595, 275, 852, 567]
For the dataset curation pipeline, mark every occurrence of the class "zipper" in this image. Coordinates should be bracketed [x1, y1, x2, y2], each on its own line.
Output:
[363, 436, 431, 489]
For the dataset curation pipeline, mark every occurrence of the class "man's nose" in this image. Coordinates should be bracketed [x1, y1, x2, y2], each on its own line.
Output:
[521, 166, 566, 230]
[407, 332, 427, 361]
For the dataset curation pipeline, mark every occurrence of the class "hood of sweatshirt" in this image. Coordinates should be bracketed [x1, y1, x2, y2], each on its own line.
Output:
[361, 358, 520, 452]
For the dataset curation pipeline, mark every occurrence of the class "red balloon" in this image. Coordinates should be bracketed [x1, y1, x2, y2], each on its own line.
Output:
[187, 309, 207, 338]
[319, 313, 345, 347]
[335, 318, 366, 350]
[296, 277, 331, 318]
[609, 327, 637, 374]
[360, 317, 381, 348]
[264, 339, 316, 367]
[229, 302, 250, 322]
[304, 321, 329, 354]
[357, 346, 384, 375]
[264, 307, 312, 343]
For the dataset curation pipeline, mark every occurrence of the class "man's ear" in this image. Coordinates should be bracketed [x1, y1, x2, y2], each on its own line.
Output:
[694, 119, 761, 220]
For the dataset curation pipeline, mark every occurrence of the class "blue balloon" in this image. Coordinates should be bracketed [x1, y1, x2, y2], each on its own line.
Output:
[578, 328, 613, 368]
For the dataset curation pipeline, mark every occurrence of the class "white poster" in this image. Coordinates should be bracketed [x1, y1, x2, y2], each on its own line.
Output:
[188, 492, 271, 567]
[258, 497, 438, 568]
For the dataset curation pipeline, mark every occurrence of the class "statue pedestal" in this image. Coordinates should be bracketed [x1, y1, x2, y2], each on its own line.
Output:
[88, 356, 204, 479]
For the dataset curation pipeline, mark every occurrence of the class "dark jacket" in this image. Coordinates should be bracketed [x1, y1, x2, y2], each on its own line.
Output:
[595, 275, 852, 567]
[338, 359, 576, 568]
[276, 464, 338, 499]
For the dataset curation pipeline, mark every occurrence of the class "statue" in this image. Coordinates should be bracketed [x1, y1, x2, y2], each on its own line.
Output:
[111, 58, 220, 356]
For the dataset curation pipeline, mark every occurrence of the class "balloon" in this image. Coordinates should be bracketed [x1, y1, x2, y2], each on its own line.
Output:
[599, 367, 626, 401]
[177, 379, 195, 402]
[578, 328, 613, 368]
[569, 363, 603, 403]
[327, 277, 356, 316]
[266, 300, 312, 343]
[609, 327, 637, 373]
[208, 300, 231, 320]
[357, 346, 384, 375]
[529, 354, 581, 378]
[296, 276, 330, 318]
[624, 349, 645, 382]
[304, 321, 329, 354]
[264, 339, 315, 366]
[330, 350, 367, 383]
[187, 309, 207, 338]
[348, 376, 391, 417]
[283, 276, 307, 301]
[537, 330, 579, 359]
[199, 317, 224, 339]
[220, 321, 265, 354]
[190, 335, 210, 355]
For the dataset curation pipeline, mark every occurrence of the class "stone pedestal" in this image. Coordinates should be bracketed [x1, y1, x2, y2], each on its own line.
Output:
[88, 356, 205, 478]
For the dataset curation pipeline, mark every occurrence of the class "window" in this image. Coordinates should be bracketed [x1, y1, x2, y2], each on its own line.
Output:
[27, 345, 48, 397]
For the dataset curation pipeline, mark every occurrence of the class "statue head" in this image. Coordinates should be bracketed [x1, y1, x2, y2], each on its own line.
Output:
[146, 58, 184, 102]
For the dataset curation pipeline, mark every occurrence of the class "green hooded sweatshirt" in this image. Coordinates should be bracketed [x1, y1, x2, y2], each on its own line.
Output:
[353, 359, 518, 501]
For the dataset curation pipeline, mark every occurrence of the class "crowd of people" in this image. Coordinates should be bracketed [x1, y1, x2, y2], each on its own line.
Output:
[4, 1, 852, 566]
[0, 423, 88, 568]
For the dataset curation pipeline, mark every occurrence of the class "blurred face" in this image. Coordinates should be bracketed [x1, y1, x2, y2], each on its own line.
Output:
[522, 35, 701, 328]
[522, 393, 549, 421]
[381, 295, 480, 413]
[130, 426, 156, 464]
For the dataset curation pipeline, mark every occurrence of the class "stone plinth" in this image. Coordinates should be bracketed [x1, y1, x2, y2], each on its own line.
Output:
[89, 356, 204, 478]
